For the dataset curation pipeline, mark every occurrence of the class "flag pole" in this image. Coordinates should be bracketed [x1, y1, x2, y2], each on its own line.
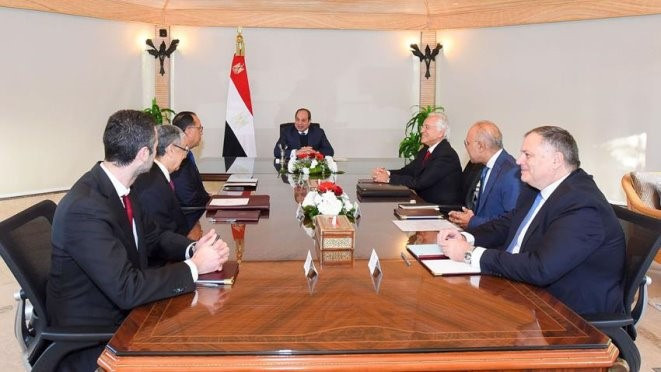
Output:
[236, 27, 244, 56]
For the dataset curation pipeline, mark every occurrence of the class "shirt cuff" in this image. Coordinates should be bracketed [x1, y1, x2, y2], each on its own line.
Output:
[184, 259, 198, 281]
[471, 247, 486, 271]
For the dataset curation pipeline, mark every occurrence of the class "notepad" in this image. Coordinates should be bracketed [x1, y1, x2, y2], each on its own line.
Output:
[209, 198, 249, 207]
[197, 261, 239, 286]
[392, 219, 457, 232]
[394, 207, 443, 219]
[226, 174, 256, 183]
[421, 259, 480, 276]
[406, 244, 447, 260]
[398, 202, 440, 210]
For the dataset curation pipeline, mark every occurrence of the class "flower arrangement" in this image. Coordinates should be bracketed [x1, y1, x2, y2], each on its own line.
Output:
[287, 150, 338, 176]
[300, 181, 359, 220]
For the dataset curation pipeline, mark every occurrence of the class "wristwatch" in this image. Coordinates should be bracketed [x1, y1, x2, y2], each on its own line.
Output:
[464, 248, 474, 265]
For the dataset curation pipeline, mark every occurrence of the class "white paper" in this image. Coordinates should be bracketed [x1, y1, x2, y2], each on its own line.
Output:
[392, 219, 457, 232]
[304, 250, 313, 276]
[421, 259, 480, 276]
[227, 174, 256, 183]
[406, 244, 444, 258]
[209, 198, 249, 207]
[368, 249, 380, 275]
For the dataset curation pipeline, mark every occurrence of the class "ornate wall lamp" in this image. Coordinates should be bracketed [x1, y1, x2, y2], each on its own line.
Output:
[146, 28, 179, 76]
[410, 43, 443, 79]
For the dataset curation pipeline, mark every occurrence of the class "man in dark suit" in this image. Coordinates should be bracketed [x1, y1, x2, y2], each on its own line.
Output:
[47, 110, 230, 371]
[438, 126, 625, 315]
[371, 112, 462, 205]
[171, 111, 210, 237]
[133, 124, 191, 238]
[273, 108, 334, 158]
[449, 121, 522, 229]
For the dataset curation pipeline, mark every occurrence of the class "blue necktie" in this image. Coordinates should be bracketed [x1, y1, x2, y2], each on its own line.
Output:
[506, 192, 543, 253]
[475, 166, 489, 211]
[188, 151, 196, 166]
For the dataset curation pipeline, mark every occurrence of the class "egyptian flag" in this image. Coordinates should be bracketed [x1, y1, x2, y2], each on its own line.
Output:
[223, 32, 256, 157]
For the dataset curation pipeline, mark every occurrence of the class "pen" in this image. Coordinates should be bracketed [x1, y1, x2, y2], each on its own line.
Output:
[400, 252, 412, 267]
[196, 282, 221, 288]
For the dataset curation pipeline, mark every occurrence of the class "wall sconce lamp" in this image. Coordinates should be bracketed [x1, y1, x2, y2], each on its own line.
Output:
[146, 29, 179, 76]
[410, 43, 443, 79]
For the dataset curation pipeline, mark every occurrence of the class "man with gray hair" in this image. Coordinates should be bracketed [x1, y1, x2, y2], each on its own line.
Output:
[133, 124, 193, 238]
[438, 126, 625, 316]
[449, 120, 522, 229]
[372, 112, 462, 204]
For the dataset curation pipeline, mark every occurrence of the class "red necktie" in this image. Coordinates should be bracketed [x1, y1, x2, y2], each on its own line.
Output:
[423, 151, 431, 165]
[169, 180, 175, 191]
[122, 195, 134, 225]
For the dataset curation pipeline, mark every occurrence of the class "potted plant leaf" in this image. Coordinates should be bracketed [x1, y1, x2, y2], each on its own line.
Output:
[398, 105, 445, 160]
[143, 98, 175, 125]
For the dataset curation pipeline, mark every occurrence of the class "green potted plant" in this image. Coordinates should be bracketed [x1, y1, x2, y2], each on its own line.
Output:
[398, 105, 445, 160]
[143, 98, 175, 124]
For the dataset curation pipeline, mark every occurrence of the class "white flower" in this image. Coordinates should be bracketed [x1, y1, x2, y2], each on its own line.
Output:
[310, 159, 318, 168]
[289, 149, 297, 159]
[318, 191, 343, 215]
[353, 201, 360, 217]
[302, 191, 317, 207]
[287, 158, 295, 173]
[302, 167, 310, 175]
[325, 156, 338, 172]
[343, 198, 353, 211]
[301, 224, 315, 238]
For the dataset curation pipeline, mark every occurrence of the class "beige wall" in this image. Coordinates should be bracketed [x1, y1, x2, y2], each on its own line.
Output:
[436, 14, 661, 201]
[2, 7, 660, 201]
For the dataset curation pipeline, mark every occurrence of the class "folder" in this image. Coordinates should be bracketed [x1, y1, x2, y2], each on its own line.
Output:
[208, 209, 260, 223]
[406, 244, 448, 260]
[421, 259, 480, 276]
[197, 261, 240, 286]
[394, 207, 443, 219]
[356, 181, 411, 197]
[206, 195, 270, 211]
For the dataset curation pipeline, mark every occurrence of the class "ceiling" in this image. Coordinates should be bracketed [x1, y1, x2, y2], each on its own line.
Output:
[2, 0, 660, 30]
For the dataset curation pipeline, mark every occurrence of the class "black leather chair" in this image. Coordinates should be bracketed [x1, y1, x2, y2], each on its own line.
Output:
[583, 204, 661, 372]
[0, 200, 114, 372]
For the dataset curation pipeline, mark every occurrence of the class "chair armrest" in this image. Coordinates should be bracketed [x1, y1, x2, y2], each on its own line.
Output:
[583, 313, 634, 329]
[42, 326, 115, 342]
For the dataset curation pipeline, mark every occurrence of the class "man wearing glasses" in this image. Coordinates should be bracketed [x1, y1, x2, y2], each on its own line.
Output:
[133, 125, 195, 243]
[171, 111, 211, 239]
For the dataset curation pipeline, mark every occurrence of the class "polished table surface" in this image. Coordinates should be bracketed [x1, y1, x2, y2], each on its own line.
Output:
[99, 158, 616, 371]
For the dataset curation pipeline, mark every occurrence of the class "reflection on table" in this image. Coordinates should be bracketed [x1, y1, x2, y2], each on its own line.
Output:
[99, 159, 616, 371]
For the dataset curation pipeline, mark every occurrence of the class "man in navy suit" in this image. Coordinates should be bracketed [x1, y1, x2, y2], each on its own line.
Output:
[371, 112, 462, 205]
[171, 111, 210, 238]
[449, 121, 522, 229]
[133, 124, 191, 238]
[47, 110, 229, 370]
[438, 126, 625, 315]
[273, 108, 334, 158]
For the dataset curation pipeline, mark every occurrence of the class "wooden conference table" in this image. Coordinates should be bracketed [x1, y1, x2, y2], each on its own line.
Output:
[98, 158, 617, 371]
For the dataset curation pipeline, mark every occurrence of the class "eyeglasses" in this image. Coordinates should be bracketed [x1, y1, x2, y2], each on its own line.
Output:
[463, 139, 470, 147]
[188, 125, 204, 132]
[173, 144, 190, 153]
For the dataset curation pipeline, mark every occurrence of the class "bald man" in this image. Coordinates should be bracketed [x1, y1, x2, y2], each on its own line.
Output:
[449, 121, 522, 229]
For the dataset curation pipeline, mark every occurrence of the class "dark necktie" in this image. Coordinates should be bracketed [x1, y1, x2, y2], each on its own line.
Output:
[188, 151, 196, 166]
[299, 132, 308, 147]
[122, 194, 134, 225]
[422, 151, 431, 166]
[506, 193, 544, 253]
[169, 180, 175, 191]
[475, 166, 489, 211]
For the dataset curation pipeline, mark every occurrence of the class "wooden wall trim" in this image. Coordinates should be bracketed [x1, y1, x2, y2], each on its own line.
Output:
[2, 0, 661, 30]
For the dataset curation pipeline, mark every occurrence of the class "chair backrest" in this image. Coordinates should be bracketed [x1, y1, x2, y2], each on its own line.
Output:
[622, 172, 661, 219]
[279, 122, 320, 136]
[611, 204, 661, 315]
[0, 200, 57, 325]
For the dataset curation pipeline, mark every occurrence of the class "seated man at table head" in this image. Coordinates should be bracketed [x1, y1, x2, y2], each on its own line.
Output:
[133, 124, 196, 241]
[448, 120, 522, 229]
[438, 126, 625, 316]
[371, 112, 462, 205]
[171, 111, 211, 236]
[47, 110, 230, 371]
[273, 108, 335, 158]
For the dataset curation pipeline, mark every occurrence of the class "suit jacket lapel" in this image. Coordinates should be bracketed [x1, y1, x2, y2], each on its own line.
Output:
[91, 163, 141, 265]
[477, 151, 505, 212]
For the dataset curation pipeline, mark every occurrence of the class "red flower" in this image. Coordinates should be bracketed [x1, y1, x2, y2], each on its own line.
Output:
[318, 182, 343, 196]
[314, 152, 324, 160]
[296, 152, 307, 159]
